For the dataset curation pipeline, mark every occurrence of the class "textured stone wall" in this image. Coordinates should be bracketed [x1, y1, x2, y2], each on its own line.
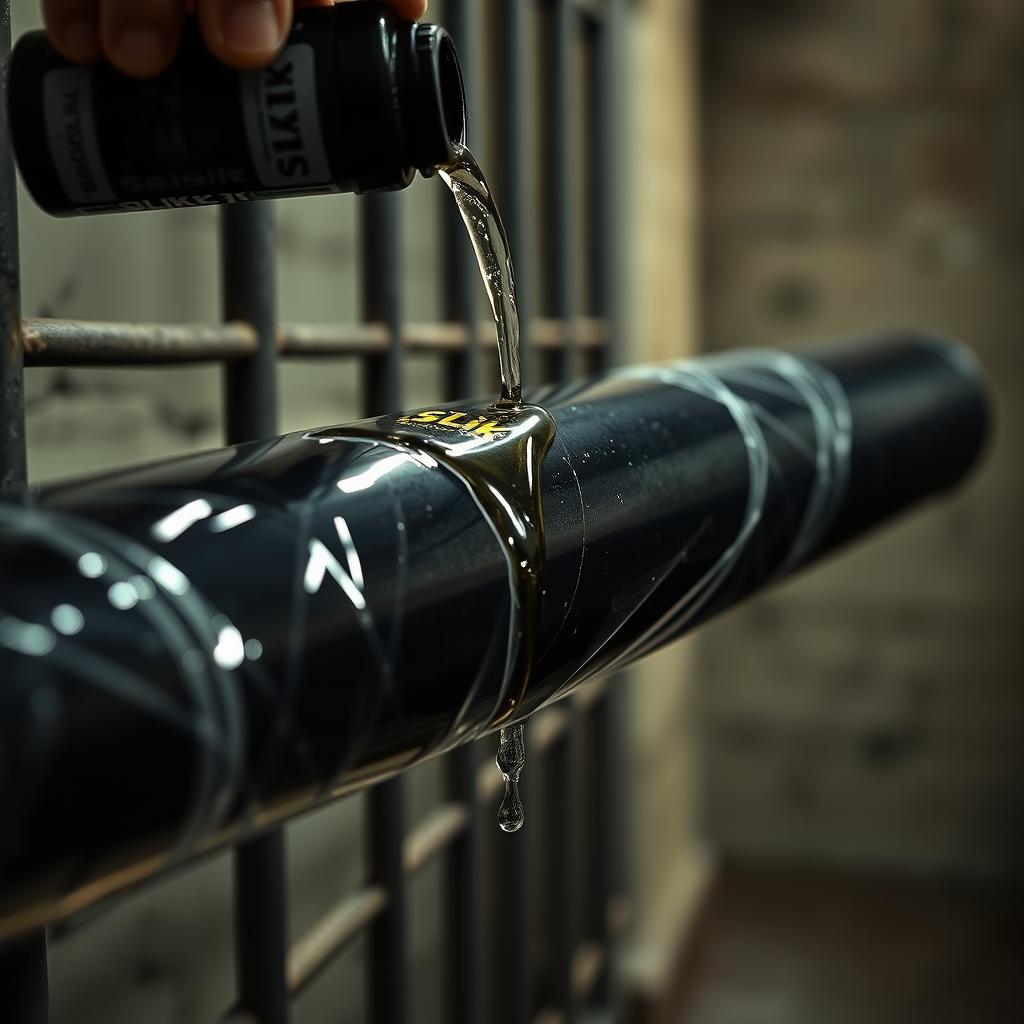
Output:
[699, 0, 1024, 875]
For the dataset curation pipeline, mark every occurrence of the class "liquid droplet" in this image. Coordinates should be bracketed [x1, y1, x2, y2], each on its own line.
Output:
[496, 723, 526, 832]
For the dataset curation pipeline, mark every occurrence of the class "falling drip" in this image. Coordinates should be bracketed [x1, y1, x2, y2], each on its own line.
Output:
[440, 143, 522, 406]
[496, 723, 526, 832]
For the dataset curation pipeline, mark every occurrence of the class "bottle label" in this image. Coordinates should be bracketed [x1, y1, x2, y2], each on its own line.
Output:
[43, 67, 116, 206]
[241, 43, 332, 190]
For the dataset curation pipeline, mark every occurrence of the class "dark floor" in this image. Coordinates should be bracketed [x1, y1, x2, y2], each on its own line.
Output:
[676, 866, 1024, 1024]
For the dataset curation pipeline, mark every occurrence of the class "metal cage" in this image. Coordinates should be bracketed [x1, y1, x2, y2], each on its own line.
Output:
[0, 1, 629, 1022]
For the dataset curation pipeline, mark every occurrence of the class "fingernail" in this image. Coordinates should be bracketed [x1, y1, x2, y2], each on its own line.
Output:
[113, 27, 167, 69]
[62, 18, 99, 59]
[223, 0, 282, 55]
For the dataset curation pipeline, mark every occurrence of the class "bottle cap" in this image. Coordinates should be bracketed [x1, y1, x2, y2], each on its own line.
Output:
[406, 24, 466, 177]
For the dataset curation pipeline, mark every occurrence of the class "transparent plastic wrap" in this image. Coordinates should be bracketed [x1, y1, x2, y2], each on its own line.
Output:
[0, 332, 989, 936]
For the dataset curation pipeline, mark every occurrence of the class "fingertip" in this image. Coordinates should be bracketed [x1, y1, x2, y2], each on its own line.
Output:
[198, 0, 289, 71]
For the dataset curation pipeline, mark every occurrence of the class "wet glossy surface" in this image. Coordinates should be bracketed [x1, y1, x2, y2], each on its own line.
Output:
[0, 335, 989, 937]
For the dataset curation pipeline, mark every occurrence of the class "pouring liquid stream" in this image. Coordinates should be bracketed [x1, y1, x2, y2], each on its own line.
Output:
[439, 144, 542, 832]
[316, 145, 547, 832]
[439, 144, 522, 408]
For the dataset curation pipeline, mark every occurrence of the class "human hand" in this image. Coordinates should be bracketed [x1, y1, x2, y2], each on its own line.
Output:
[42, 0, 428, 77]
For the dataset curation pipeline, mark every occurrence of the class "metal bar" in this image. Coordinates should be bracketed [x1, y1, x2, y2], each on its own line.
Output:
[441, 0, 480, 402]
[233, 830, 290, 1024]
[0, 935, 48, 1024]
[544, 719, 582, 1018]
[497, 0, 534, 391]
[283, 800, 471, 1006]
[541, 0, 578, 386]
[403, 803, 469, 875]
[287, 885, 388, 998]
[368, 778, 408, 1024]
[0, 336, 991, 938]
[0, 0, 25, 490]
[360, 185, 407, 1024]
[221, 203, 289, 1024]
[494, 719, 535, 1024]
[583, 8, 620, 1011]
[445, 745, 484, 1024]
[18, 318, 608, 366]
[222, 204, 279, 444]
[543, 8, 583, 1008]
[361, 193, 403, 417]
[23, 319, 258, 365]
[1, 3, 47, 1018]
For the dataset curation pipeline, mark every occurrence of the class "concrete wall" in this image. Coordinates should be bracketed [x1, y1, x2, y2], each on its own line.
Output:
[698, 0, 1024, 876]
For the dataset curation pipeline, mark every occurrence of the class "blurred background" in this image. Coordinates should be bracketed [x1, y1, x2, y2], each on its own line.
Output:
[8, 0, 1023, 1021]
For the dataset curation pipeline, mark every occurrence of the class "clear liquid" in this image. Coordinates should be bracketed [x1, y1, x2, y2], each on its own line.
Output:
[440, 144, 522, 407]
[441, 144, 537, 830]
[496, 723, 526, 832]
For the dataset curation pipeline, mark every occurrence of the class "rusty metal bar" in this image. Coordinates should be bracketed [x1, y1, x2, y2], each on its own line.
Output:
[22, 318, 258, 365]
[20, 318, 608, 366]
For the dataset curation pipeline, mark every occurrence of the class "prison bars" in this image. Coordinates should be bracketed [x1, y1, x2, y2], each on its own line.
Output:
[0, 3, 628, 1024]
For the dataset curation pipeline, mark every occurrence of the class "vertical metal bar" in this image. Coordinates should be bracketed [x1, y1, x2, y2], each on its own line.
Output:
[361, 189, 407, 1024]
[494, 723, 535, 1024]
[587, 4, 628, 1011]
[233, 830, 290, 1024]
[222, 202, 289, 1024]
[441, 0, 479, 402]
[368, 778, 407, 1024]
[545, 721, 582, 1020]
[223, 204, 279, 443]
[444, 744, 484, 1024]
[1, 5, 48, 1019]
[541, 0, 577, 386]
[0, 0, 26, 488]
[497, 0, 534, 392]
[543, 2, 584, 1012]
[0, 936, 49, 1024]
[362, 193, 403, 416]
[592, 0, 625, 373]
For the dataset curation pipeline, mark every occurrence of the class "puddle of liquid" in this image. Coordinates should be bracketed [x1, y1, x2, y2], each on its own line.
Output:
[315, 145, 547, 831]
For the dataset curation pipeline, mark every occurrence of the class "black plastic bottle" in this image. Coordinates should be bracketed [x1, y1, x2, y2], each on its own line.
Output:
[9, 2, 466, 216]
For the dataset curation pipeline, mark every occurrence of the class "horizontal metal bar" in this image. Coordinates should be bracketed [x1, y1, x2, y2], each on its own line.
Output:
[532, 941, 607, 1024]
[287, 884, 389, 998]
[281, 800, 471, 1004]
[21, 318, 609, 367]
[571, 941, 605, 1002]
[23, 318, 258, 365]
[403, 803, 468, 875]
[0, 336, 990, 939]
